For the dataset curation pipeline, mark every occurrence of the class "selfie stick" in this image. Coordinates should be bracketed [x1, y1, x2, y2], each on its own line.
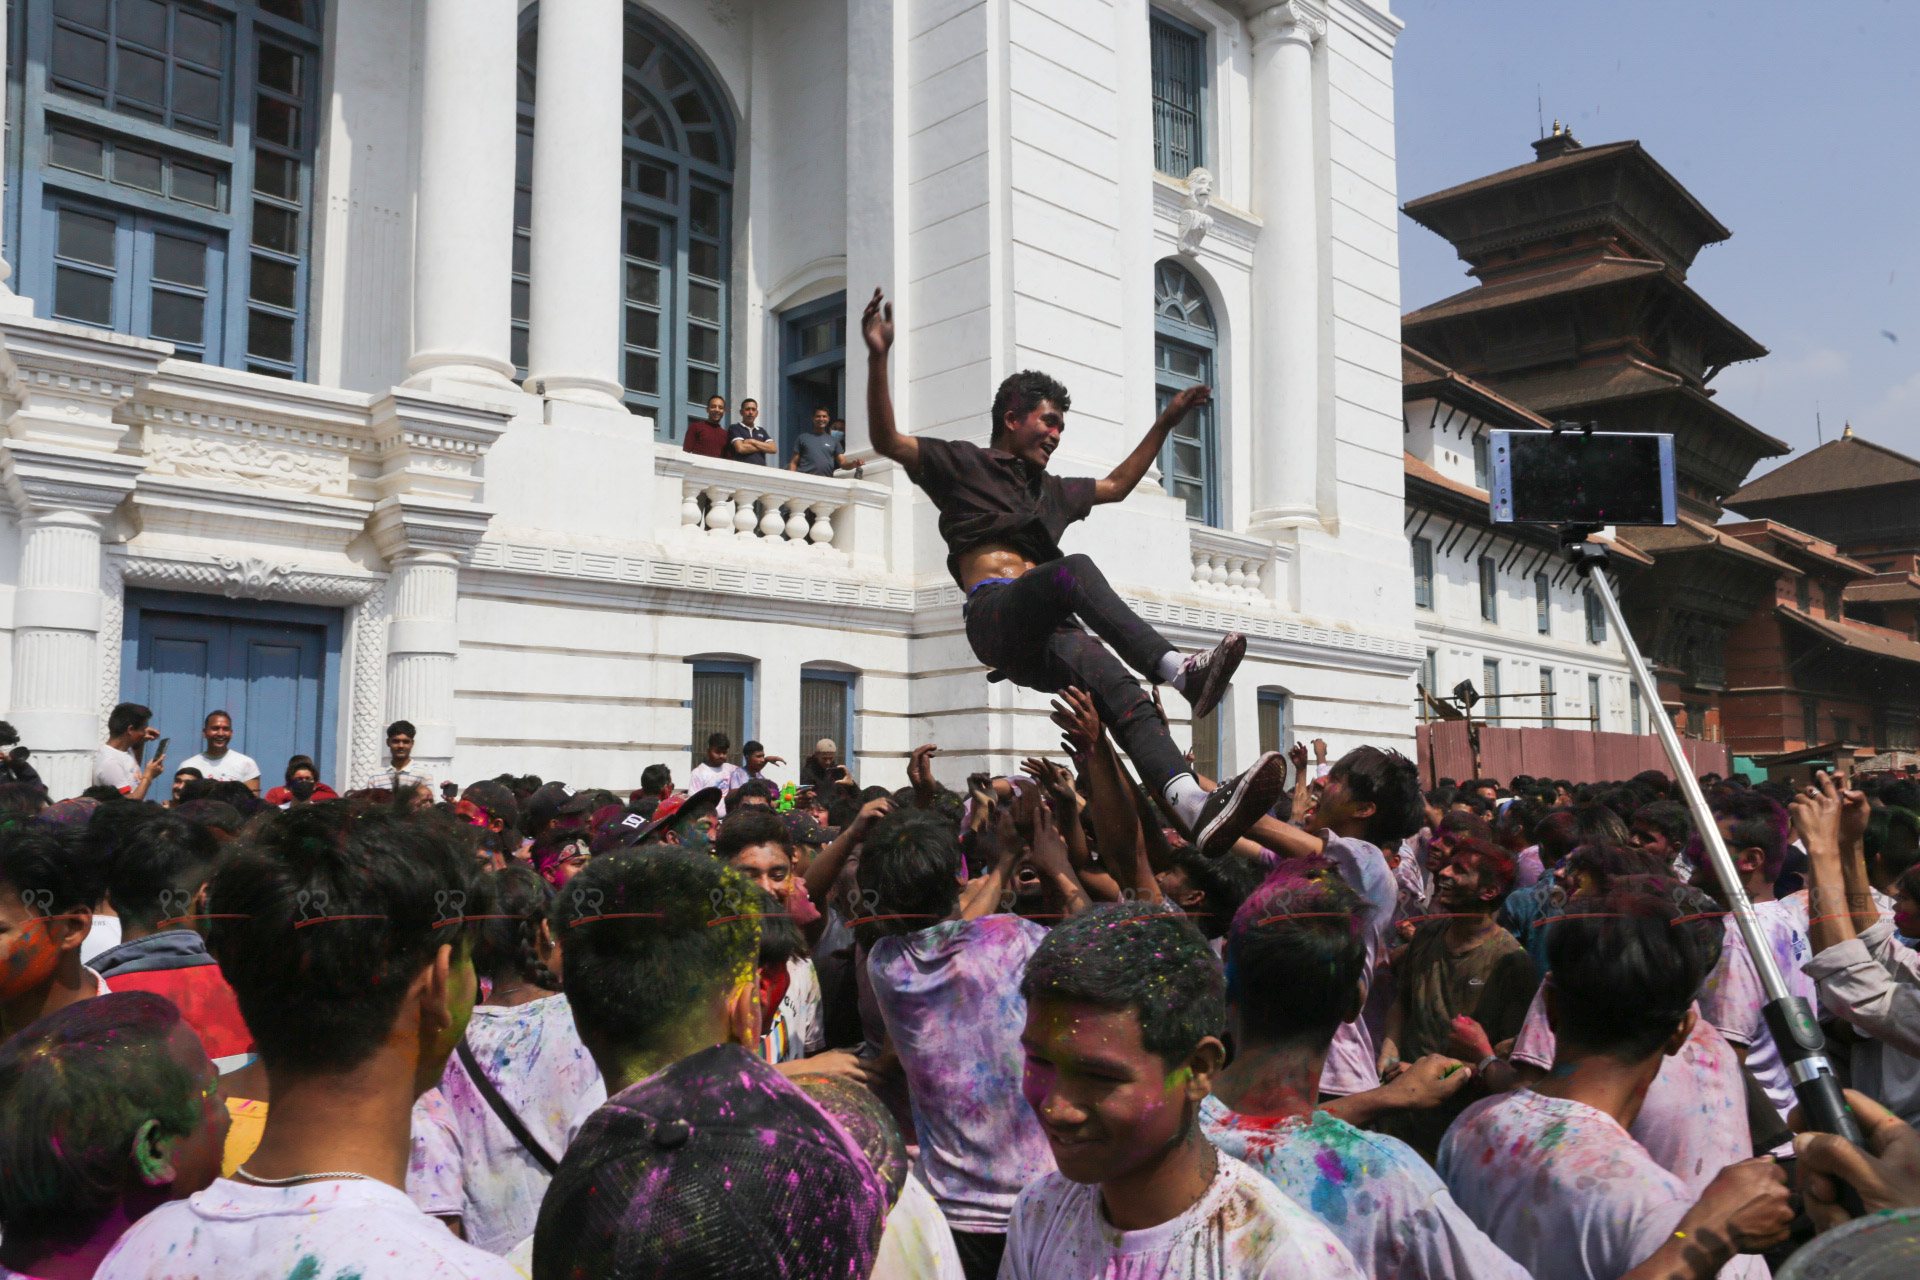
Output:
[1563, 527, 1862, 1147]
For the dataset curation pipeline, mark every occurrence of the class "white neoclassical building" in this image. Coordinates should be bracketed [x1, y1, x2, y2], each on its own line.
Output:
[0, 0, 1418, 797]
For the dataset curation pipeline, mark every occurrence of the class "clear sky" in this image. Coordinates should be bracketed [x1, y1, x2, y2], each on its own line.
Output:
[1392, 0, 1920, 482]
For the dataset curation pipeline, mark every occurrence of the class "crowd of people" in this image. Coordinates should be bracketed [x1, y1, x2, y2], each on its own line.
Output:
[680, 393, 861, 476]
[3, 690, 1920, 1279]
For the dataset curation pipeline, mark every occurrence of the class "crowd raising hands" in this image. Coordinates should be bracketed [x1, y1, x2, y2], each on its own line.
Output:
[4, 693, 1920, 1278]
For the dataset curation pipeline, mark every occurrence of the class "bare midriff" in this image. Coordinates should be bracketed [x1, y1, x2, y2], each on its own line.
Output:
[958, 543, 1038, 592]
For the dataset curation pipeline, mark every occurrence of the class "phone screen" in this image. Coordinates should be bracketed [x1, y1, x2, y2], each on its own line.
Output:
[1489, 430, 1676, 526]
[154, 737, 170, 763]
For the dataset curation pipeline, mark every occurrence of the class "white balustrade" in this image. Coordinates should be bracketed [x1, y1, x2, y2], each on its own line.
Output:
[661, 454, 880, 561]
[1188, 527, 1278, 607]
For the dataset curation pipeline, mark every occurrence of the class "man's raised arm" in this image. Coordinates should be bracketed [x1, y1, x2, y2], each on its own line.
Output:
[863, 287, 919, 471]
[1093, 384, 1211, 505]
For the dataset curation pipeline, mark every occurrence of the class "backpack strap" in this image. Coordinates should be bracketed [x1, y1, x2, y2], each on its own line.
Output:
[455, 1036, 560, 1175]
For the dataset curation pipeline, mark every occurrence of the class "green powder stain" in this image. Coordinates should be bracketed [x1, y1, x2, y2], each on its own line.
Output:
[1539, 1119, 1569, 1149]
[285, 1258, 321, 1280]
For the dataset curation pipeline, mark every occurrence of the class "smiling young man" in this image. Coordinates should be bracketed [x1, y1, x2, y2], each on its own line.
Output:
[94, 806, 517, 1280]
[861, 288, 1278, 857]
[176, 711, 260, 795]
[1008, 902, 1362, 1279]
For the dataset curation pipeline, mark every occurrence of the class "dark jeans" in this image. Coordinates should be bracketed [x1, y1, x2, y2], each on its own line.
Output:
[963, 553, 1189, 794]
[950, 1229, 1007, 1280]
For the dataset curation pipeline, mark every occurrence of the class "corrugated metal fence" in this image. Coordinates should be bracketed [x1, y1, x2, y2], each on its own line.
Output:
[1416, 720, 1731, 787]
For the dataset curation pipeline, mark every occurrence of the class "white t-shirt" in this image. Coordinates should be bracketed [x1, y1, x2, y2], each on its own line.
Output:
[94, 1176, 522, 1280]
[405, 995, 606, 1254]
[178, 749, 261, 784]
[81, 913, 123, 965]
[1000, 1152, 1363, 1279]
[1318, 833, 1398, 1096]
[688, 760, 748, 797]
[761, 954, 826, 1064]
[93, 743, 141, 791]
[1199, 1097, 1527, 1280]
[1698, 897, 1816, 1122]
[1438, 1090, 1768, 1280]
[873, 1172, 966, 1280]
[1511, 992, 1751, 1197]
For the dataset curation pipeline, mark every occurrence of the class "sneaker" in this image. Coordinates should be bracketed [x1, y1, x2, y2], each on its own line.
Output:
[1192, 751, 1286, 858]
[1178, 633, 1246, 721]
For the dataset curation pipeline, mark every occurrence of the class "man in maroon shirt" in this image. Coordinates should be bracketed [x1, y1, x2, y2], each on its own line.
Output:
[682, 394, 731, 458]
[861, 288, 1281, 856]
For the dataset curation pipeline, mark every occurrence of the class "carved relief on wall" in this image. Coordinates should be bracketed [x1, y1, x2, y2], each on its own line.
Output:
[143, 428, 350, 495]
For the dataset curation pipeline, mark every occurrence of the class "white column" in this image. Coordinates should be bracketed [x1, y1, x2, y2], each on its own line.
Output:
[524, 0, 626, 410]
[384, 550, 460, 780]
[9, 510, 113, 797]
[405, 0, 519, 394]
[1247, 2, 1325, 532]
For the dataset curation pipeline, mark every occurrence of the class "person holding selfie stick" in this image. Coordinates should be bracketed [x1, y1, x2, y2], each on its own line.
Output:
[1494, 421, 1861, 1150]
[93, 701, 165, 800]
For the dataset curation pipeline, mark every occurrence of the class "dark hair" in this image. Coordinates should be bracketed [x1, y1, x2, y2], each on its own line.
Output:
[1546, 887, 1711, 1061]
[1708, 790, 1790, 880]
[1436, 809, 1494, 845]
[1630, 800, 1692, 852]
[742, 740, 765, 756]
[705, 732, 731, 754]
[1423, 788, 1451, 810]
[461, 780, 520, 830]
[204, 806, 479, 1075]
[1450, 790, 1492, 817]
[472, 864, 559, 990]
[740, 398, 757, 409]
[104, 812, 221, 931]
[0, 824, 99, 915]
[729, 778, 781, 807]
[283, 755, 318, 784]
[107, 703, 152, 738]
[1226, 864, 1366, 1052]
[853, 811, 963, 941]
[640, 764, 673, 795]
[173, 766, 205, 782]
[1867, 806, 1920, 887]
[1534, 810, 1580, 866]
[0, 992, 199, 1246]
[1328, 747, 1424, 847]
[1880, 779, 1920, 813]
[0, 723, 16, 749]
[386, 719, 417, 739]
[1447, 837, 1517, 902]
[1021, 902, 1223, 1067]
[1495, 797, 1544, 852]
[550, 850, 760, 1059]
[714, 808, 794, 861]
[173, 799, 243, 837]
[204, 709, 232, 727]
[0, 784, 46, 824]
[989, 369, 1071, 443]
[1561, 841, 1671, 893]
[1170, 844, 1268, 939]
[1631, 770, 1672, 799]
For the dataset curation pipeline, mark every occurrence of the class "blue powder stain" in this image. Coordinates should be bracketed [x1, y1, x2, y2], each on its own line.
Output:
[1310, 1169, 1349, 1225]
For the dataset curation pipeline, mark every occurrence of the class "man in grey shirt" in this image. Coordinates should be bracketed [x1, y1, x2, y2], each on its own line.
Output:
[789, 408, 857, 476]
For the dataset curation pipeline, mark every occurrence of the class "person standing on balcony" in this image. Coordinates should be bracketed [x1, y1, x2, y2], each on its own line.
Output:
[790, 407, 858, 476]
[682, 395, 731, 459]
[726, 397, 777, 465]
[859, 288, 1275, 857]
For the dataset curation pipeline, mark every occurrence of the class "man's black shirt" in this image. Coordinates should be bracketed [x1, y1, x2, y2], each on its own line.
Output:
[908, 436, 1096, 586]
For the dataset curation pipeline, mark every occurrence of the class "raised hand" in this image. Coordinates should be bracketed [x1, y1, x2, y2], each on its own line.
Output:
[1049, 687, 1103, 753]
[862, 287, 894, 357]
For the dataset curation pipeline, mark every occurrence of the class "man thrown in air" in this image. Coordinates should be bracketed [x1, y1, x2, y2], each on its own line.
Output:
[861, 288, 1282, 855]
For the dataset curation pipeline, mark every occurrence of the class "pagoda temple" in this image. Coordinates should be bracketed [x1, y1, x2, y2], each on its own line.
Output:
[1400, 126, 1790, 744]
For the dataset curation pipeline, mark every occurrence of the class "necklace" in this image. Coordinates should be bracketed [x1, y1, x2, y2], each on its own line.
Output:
[234, 1166, 370, 1186]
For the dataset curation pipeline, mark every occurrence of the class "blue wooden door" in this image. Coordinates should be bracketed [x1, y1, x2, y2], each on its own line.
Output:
[122, 592, 341, 789]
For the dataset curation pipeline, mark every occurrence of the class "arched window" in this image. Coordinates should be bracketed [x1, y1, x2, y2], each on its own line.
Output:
[12, 0, 321, 376]
[1153, 259, 1219, 525]
[517, 7, 733, 441]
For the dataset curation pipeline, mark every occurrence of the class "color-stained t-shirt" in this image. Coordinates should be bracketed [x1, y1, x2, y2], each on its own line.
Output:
[1319, 833, 1400, 1097]
[1000, 1153, 1363, 1280]
[405, 994, 605, 1254]
[873, 1172, 966, 1280]
[94, 1177, 523, 1280]
[1511, 990, 1751, 1197]
[1438, 1090, 1767, 1280]
[1396, 922, 1538, 1063]
[1698, 897, 1816, 1122]
[1200, 1097, 1527, 1280]
[908, 435, 1096, 586]
[867, 913, 1055, 1232]
[761, 954, 825, 1064]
